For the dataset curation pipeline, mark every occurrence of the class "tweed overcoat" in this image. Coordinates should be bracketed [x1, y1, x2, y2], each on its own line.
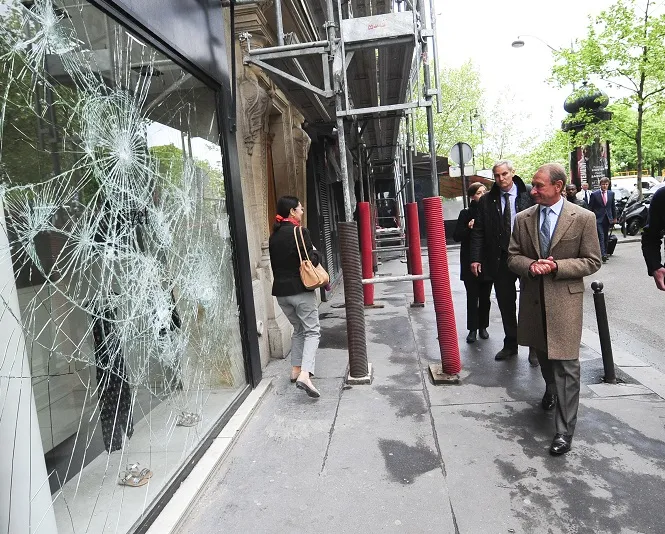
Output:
[507, 201, 601, 360]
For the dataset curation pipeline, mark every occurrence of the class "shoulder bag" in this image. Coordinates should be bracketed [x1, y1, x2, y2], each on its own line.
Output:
[294, 226, 329, 290]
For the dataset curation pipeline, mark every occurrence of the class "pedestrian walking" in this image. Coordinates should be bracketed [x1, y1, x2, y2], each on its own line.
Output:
[470, 160, 535, 361]
[507, 163, 601, 455]
[453, 182, 492, 344]
[641, 185, 665, 291]
[269, 195, 321, 398]
[588, 177, 617, 263]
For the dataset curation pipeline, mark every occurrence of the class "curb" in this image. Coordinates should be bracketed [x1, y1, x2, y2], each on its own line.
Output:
[581, 328, 665, 399]
[147, 378, 273, 534]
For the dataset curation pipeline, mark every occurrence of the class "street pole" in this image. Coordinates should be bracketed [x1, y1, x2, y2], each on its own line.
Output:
[459, 143, 468, 209]
[418, 0, 438, 197]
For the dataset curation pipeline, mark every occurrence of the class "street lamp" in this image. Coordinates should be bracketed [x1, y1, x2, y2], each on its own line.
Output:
[511, 35, 577, 89]
[511, 34, 560, 53]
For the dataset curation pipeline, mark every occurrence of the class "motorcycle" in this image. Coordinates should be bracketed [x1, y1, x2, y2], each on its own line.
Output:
[620, 194, 651, 236]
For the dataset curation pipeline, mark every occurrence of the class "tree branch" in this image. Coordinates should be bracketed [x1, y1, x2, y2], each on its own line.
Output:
[613, 69, 640, 91]
[643, 85, 665, 100]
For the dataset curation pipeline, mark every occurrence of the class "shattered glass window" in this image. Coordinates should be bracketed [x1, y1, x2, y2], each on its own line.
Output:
[0, 1, 246, 532]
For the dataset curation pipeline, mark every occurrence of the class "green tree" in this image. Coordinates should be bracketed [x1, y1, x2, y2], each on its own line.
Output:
[551, 0, 665, 198]
[482, 89, 534, 165]
[512, 129, 572, 180]
[413, 61, 484, 159]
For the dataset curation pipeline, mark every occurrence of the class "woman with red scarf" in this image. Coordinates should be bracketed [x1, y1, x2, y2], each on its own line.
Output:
[269, 196, 321, 398]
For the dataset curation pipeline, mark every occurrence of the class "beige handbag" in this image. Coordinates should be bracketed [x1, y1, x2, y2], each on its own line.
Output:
[294, 226, 329, 290]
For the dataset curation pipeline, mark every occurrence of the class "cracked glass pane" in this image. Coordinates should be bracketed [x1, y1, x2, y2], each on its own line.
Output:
[0, 1, 245, 532]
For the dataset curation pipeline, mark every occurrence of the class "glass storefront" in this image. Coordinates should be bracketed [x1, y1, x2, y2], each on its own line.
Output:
[0, 1, 246, 532]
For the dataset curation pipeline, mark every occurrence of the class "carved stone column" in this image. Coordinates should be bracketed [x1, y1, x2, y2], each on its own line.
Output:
[260, 240, 291, 359]
[291, 121, 311, 225]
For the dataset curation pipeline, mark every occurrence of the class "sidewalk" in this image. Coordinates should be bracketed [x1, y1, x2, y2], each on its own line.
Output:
[175, 252, 665, 534]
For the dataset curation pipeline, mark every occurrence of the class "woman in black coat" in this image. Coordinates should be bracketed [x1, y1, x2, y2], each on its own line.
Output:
[453, 183, 493, 344]
[269, 196, 321, 398]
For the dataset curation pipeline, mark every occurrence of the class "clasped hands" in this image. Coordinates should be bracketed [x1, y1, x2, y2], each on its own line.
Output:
[530, 257, 557, 276]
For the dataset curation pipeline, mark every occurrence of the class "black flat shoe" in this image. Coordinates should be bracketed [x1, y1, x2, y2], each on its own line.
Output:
[549, 433, 572, 455]
[466, 330, 477, 343]
[478, 328, 489, 339]
[296, 380, 320, 398]
[495, 347, 518, 361]
[541, 392, 557, 411]
[528, 349, 540, 367]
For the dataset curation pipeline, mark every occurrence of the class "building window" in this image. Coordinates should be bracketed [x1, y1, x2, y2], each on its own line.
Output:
[0, 1, 245, 531]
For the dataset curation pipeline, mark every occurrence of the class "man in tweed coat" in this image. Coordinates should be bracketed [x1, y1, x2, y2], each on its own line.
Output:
[507, 163, 601, 455]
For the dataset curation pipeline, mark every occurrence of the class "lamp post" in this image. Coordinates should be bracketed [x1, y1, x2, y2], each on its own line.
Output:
[511, 34, 560, 52]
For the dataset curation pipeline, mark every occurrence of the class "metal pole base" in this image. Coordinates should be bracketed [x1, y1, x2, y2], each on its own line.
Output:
[364, 303, 385, 309]
[428, 363, 460, 385]
[410, 302, 425, 308]
[346, 363, 374, 385]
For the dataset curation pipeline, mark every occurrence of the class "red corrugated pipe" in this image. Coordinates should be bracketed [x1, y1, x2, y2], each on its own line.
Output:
[423, 196, 461, 375]
[358, 202, 374, 305]
[405, 203, 425, 305]
[371, 202, 378, 271]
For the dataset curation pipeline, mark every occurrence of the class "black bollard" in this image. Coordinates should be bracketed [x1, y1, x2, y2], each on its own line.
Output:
[591, 281, 617, 384]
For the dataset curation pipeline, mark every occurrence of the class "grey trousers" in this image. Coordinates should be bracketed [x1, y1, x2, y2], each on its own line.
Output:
[535, 349, 581, 436]
[277, 291, 320, 375]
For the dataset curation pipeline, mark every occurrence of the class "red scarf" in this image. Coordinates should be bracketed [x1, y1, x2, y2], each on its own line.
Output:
[275, 214, 300, 226]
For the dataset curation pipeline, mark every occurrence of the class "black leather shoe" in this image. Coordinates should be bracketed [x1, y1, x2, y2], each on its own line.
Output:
[495, 347, 518, 361]
[528, 349, 540, 367]
[541, 391, 557, 411]
[549, 434, 572, 455]
[478, 328, 489, 339]
[466, 330, 477, 343]
[602, 255, 608, 263]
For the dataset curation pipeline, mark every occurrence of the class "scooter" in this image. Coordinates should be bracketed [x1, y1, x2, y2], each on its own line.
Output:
[620, 196, 651, 236]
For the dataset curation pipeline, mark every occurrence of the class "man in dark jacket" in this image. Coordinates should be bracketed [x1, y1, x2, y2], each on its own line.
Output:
[641, 185, 665, 291]
[588, 177, 617, 263]
[566, 184, 585, 207]
[470, 160, 535, 360]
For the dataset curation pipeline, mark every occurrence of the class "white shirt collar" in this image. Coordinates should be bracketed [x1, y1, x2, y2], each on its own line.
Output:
[502, 183, 517, 197]
[542, 196, 565, 215]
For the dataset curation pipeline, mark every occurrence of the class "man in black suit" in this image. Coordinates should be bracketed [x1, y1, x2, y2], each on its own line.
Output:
[588, 177, 616, 263]
[470, 160, 535, 361]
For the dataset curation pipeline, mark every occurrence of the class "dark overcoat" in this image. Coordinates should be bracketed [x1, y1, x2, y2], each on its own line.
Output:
[470, 175, 534, 280]
[453, 201, 482, 281]
[507, 202, 601, 360]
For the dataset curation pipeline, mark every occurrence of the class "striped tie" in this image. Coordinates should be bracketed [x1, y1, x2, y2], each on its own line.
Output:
[540, 207, 551, 258]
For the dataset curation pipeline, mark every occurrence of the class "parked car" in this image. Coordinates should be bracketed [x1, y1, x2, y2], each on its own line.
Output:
[611, 176, 659, 195]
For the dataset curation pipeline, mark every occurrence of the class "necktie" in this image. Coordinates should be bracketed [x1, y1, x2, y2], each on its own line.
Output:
[602, 190, 607, 205]
[540, 207, 551, 258]
[503, 193, 511, 247]
[585, 191, 589, 203]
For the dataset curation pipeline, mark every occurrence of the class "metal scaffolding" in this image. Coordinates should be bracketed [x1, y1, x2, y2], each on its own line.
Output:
[234, 0, 442, 220]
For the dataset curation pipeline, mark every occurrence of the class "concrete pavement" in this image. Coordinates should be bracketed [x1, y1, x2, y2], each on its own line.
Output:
[176, 251, 665, 534]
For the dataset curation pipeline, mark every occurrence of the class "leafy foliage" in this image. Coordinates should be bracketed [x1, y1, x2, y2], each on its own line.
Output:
[413, 61, 484, 158]
[551, 0, 665, 196]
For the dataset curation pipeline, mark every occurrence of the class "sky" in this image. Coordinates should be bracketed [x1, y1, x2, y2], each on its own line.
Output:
[434, 0, 617, 147]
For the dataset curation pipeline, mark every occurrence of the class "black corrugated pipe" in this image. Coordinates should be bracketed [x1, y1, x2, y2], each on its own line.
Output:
[339, 222, 369, 378]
